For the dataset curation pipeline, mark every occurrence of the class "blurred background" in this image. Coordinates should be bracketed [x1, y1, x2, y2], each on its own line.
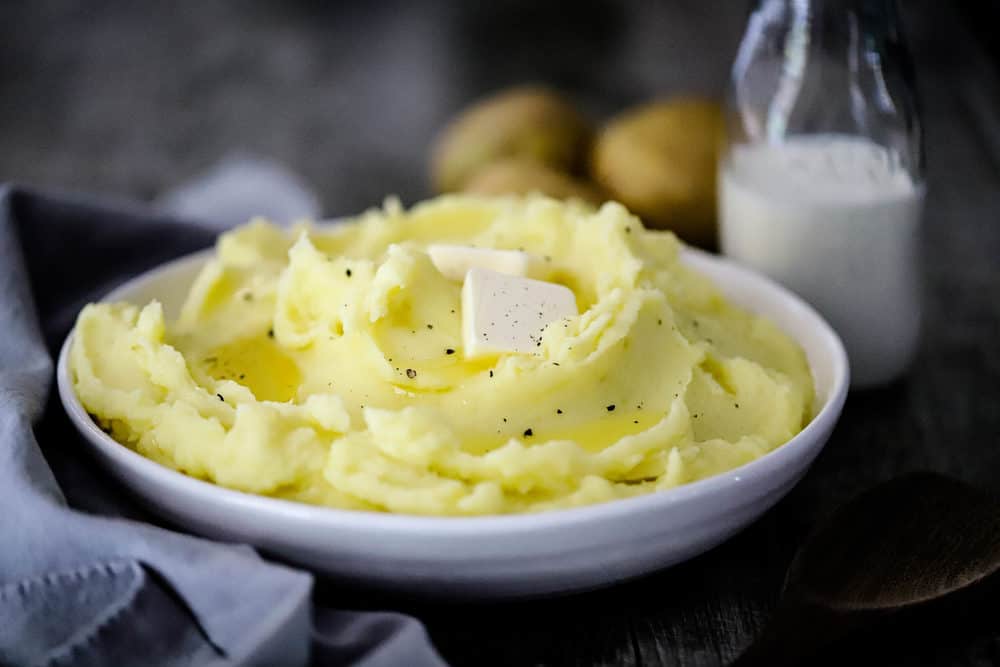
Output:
[1, 0, 996, 217]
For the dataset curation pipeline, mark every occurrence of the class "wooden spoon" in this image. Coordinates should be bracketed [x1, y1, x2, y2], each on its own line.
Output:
[733, 472, 1000, 666]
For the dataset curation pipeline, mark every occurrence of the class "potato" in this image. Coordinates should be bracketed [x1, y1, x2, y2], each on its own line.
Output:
[462, 158, 606, 206]
[591, 97, 723, 248]
[431, 86, 592, 193]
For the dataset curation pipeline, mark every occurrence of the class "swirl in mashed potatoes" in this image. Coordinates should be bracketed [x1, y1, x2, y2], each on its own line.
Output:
[71, 196, 813, 515]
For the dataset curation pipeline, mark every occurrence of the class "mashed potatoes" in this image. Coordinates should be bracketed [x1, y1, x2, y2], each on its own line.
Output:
[71, 195, 813, 515]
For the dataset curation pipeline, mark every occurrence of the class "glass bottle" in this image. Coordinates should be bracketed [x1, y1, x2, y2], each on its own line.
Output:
[719, 0, 924, 389]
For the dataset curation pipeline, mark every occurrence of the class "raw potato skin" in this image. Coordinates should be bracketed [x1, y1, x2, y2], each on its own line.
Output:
[71, 195, 813, 516]
[431, 86, 593, 193]
[591, 97, 724, 249]
[462, 158, 606, 206]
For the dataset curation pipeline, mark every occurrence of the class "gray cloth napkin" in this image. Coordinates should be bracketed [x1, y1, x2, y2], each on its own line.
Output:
[155, 154, 322, 231]
[0, 183, 448, 667]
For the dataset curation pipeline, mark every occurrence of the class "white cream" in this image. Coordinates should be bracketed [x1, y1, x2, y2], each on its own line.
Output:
[719, 135, 924, 388]
[461, 268, 577, 357]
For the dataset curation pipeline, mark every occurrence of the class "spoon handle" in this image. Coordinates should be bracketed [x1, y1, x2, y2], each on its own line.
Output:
[730, 601, 871, 667]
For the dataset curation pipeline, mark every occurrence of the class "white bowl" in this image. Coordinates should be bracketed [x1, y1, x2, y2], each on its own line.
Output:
[57, 247, 848, 598]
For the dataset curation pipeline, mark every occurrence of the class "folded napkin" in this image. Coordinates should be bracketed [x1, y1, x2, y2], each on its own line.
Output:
[0, 180, 447, 666]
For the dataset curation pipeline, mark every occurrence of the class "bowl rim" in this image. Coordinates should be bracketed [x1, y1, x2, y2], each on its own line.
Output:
[57, 244, 849, 536]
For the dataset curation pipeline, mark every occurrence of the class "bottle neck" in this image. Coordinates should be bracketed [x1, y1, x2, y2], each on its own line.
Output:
[733, 0, 922, 176]
[767, 0, 902, 45]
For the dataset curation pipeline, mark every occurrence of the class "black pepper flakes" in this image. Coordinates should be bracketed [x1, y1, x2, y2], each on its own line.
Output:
[556, 409, 563, 414]
[217, 394, 225, 402]
[238, 374, 246, 380]
[625, 226, 632, 233]
[345, 268, 352, 277]
[427, 324, 433, 330]
[735, 403, 740, 409]
[606, 404, 616, 412]
[523, 428, 533, 437]
[489, 370, 494, 378]
[445, 348, 455, 355]
[267, 328, 274, 338]
[634, 420, 639, 424]
[406, 368, 417, 379]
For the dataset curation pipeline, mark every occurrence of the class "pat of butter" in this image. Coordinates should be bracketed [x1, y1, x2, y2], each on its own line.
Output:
[428, 244, 540, 281]
[461, 268, 577, 357]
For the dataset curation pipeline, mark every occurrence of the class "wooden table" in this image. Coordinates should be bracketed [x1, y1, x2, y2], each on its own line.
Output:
[3, 1, 997, 664]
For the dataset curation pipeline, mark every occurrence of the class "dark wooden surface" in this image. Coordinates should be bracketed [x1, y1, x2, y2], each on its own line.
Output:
[2, 1, 998, 665]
